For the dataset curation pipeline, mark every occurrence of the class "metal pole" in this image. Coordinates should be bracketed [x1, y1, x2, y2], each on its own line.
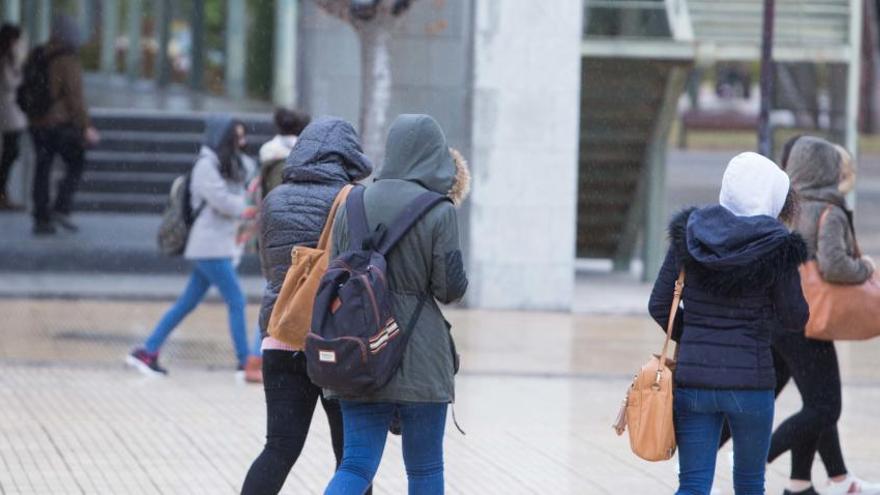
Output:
[224, 0, 246, 98]
[189, 0, 205, 90]
[757, 0, 776, 157]
[35, 0, 51, 44]
[100, 0, 119, 74]
[273, 0, 298, 106]
[155, 0, 172, 87]
[845, 0, 864, 159]
[3, 0, 21, 23]
[126, 0, 143, 81]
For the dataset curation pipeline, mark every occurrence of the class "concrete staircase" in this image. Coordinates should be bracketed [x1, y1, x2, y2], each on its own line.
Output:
[76, 111, 274, 214]
[577, 58, 681, 261]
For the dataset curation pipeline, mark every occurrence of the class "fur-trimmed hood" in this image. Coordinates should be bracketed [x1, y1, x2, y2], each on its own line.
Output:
[670, 206, 808, 295]
[447, 147, 471, 206]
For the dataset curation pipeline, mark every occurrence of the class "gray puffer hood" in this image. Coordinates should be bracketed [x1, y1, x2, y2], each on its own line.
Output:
[283, 117, 373, 184]
[787, 136, 845, 203]
[203, 114, 239, 153]
[377, 114, 457, 195]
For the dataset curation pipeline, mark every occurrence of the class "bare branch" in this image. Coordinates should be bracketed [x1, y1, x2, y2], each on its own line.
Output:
[313, 0, 351, 22]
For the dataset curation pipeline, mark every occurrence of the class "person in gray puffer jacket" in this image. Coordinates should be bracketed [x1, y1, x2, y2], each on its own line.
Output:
[324, 114, 470, 494]
[764, 135, 880, 495]
[241, 117, 373, 495]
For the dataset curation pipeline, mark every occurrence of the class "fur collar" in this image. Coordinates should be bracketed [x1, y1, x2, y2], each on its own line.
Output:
[669, 208, 808, 295]
[447, 147, 471, 207]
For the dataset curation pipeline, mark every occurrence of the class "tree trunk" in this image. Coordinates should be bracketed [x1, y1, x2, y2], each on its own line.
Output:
[358, 22, 393, 171]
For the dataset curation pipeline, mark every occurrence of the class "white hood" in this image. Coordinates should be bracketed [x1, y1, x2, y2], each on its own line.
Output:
[259, 135, 298, 165]
[720, 152, 790, 218]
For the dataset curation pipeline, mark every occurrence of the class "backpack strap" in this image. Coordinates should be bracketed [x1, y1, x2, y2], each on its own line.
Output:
[346, 185, 372, 251]
[316, 184, 355, 251]
[376, 192, 450, 256]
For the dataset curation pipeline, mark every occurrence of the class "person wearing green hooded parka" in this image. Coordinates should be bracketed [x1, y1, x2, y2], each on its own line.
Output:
[324, 114, 470, 495]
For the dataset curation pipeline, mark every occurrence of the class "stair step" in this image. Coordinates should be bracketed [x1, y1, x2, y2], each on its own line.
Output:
[85, 150, 195, 174]
[80, 171, 178, 195]
[74, 192, 167, 214]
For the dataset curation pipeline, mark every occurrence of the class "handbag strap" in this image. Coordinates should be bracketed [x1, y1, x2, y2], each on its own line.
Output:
[316, 184, 356, 251]
[817, 204, 862, 258]
[658, 270, 685, 372]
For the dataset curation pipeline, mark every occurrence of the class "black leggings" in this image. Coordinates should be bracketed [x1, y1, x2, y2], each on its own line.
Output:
[0, 131, 21, 192]
[241, 350, 372, 495]
[720, 334, 846, 481]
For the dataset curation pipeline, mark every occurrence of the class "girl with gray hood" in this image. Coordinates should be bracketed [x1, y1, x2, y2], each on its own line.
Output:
[128, 116, 250, 379]
[766, 136, 879, 495]
[241, 117, 373, 495]
[323, 115, 469, 495]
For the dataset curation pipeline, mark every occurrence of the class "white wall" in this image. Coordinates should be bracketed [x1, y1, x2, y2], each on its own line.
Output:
[467, 0, 583, 310]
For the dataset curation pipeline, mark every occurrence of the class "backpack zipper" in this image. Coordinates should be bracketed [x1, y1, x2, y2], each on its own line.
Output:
[359, 274, 382, 330]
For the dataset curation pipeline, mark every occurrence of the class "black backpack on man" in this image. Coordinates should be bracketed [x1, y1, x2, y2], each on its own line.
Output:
[17, 46, 72, 121]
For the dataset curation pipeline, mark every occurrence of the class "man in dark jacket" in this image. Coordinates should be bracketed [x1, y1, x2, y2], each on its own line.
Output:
[241, 117, 373, 495]
[28, 16, 99, 234]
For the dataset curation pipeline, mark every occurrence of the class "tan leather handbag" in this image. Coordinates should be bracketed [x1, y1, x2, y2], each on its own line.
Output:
[801, 207, 880, 341]
[267, 185, 354, 348]
[613, 270, 683, 462]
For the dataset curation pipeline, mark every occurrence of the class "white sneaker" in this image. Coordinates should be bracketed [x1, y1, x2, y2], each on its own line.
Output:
[234, 370, 246, 384]
[823, 475, 880, 495]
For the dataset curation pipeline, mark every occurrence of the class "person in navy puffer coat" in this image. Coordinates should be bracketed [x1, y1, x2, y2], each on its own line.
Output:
[649, 152, 809, 495]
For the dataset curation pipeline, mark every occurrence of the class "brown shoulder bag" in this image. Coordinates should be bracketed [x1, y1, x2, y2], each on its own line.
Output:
[267, 185, 354, 348]
[800, 206, 880, 341]
[613, 270, 683, 462]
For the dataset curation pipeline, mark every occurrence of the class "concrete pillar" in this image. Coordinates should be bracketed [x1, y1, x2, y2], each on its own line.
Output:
[100, 0, 119, 74]
[273, 0, 298, 106]
[467, 0, 584, 310]
[189, 0, 205, 90]
[224, 0, 246, 98]
[642, 67, 689, 281]
[126, 0, 143, 81]
[155, 0, 172, 87]
[3, 0, 21, 23]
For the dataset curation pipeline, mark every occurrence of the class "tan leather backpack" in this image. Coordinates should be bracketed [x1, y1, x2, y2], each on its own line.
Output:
[613, 270, 683, 462]
[267, 185, 353, 348]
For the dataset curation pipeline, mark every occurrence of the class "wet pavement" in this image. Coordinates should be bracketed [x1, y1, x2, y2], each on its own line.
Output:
[1, 299, 879, 494]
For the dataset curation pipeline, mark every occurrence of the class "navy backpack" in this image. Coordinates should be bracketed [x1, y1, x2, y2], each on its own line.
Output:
[305, 186, 450, 395]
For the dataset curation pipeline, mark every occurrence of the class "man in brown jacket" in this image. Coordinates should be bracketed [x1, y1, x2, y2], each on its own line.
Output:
[28, 16, 99, 235]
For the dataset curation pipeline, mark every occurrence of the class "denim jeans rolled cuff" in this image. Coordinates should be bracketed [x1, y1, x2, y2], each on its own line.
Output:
[325, 401, 447, 495]
[674, 388, 774, 495]
[143, 259, 248, 366]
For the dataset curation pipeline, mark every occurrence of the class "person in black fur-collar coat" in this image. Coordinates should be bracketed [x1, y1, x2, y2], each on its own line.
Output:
[649, 152, 809, 495]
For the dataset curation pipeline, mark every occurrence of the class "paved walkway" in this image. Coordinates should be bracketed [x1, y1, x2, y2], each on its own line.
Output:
[2, 299, 879, 494]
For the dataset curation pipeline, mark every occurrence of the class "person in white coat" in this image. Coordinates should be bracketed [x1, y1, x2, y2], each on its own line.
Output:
[128, 115, 250, 379]
[0, 24, 26, 210]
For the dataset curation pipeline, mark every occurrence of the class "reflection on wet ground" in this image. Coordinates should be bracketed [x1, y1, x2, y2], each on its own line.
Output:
[1, 299, 878, 494]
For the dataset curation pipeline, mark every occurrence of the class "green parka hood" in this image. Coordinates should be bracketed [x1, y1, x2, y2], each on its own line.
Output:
[377, 114, 470, 204]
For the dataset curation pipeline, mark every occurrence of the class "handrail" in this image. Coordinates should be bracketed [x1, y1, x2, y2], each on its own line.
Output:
[588, 0, 666, 9]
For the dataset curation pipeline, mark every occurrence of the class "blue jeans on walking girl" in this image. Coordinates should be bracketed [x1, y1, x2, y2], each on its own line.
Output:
[144, 259, 248, 366]
[324, 401, 447, 495]
[674, 388, 774, 495]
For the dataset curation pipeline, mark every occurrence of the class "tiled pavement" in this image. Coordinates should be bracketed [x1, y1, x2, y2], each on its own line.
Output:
[1, 299, 879, 494]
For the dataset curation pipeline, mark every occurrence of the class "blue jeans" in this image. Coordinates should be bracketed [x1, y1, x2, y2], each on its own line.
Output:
[144, 259, 248, 366]
[675, 388, 774, 495]
[325, 401, 447, 495]
[249, 321, 263, 357]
